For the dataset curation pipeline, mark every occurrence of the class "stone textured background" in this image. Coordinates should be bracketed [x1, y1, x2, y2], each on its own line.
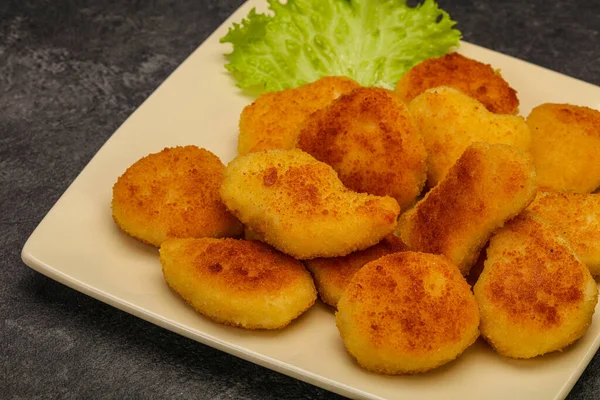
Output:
[2, 0, 599, 398]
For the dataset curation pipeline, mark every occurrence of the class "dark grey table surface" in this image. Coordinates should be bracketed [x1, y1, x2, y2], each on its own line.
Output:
[2, 0, 599, 399]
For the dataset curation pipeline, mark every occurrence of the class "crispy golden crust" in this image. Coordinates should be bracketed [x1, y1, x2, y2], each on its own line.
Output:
[305, 234, 409, 308]
[398, 142, 537, 275]
[219, 149, 400, 260]
[527, 192, 600, 275]
[474, 213, 598, 358]
[395, 52, 519, 114]
[336, 252, 480, 374]
[527, 103, 600, 193]
[160, 238, 317, 329]
[111, 146, 243, 247]
[238, 76, 361, 155]
[296, 87, 427, 210]
[408, 86, 531, 187]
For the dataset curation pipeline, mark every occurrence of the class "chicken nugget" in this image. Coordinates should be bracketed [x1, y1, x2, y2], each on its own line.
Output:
[296, 87, 427, 210]
[474, 213, 598, 358]
[112, 146, 243, 246]
[160, 238, 316, 329]
[238, 76, 360, 155]
[398, 142, 537, 275]
[305, 234, 408, 308]
[527, 192, 600, 275]
[408, 86, 531, 187]
[219, 149, 400, 260]
[395, 52, 519, 114]
[336, 252, 480, 374]
[527, 103, 600, 193]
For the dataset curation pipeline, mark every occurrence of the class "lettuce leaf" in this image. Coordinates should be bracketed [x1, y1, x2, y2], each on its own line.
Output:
[220, 0, 461, 92]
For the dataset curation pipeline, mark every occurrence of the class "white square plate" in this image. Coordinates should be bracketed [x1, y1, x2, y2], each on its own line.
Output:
[22, 1, 600, 399]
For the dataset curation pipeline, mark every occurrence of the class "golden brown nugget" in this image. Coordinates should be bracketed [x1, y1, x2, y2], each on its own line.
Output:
[336, 252, 480, 374]
[408, 86, 531, 187]
[305, 234, 409, 308]
[160, 238, 317, 329]
[238, 76, 360, 155]
[395, 52, 519, 114]
[220, 149, 400, 260]
[527, 192, 600, 275]
[296, 87, 427, 210]
[112, 146, 243, 247]
[398, 142, 537, 275]
[527, 103, 600, 193]
[474, 213, 598, 359]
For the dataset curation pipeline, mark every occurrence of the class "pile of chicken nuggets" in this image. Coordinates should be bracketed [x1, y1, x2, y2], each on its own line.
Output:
[111, 52, 600, 375]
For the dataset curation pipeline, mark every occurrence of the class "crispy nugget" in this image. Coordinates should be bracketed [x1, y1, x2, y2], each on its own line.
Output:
[238, 76, 360, 155]
[305, 234, 408, 308]
[112, 146, 243, 246]
[398, 142, 537, 275]
[408, 86, 531, 187]
[296, 87, 427, 210]
[527, 192, 600, 275]
[395, 52, 519, 114]
[160, 238, 316, 329]
[219, 149, 400, 260]
[336, 252, 480, 374]
[527, 103, 600, 193]
[474, 213, 598, 358]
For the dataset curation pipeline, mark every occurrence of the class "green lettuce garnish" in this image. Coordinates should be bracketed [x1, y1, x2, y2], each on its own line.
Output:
[220, 0, 461, 92]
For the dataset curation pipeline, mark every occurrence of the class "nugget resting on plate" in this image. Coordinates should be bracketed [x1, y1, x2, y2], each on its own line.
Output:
[238, 76, 361, 155]
[474, 213, 598, 358]
[527, 103, 600, 193]
[160, 238, 317, 329]
[408, 86, 531, 187]
[305, 234, 408, 308]
[296, 87, 427, 210]
[527, 192, 600, 275]
[219, 149, 400, 260]
[336, 252, 480, 374]
[112, 146, 243, 246]
[395, 52, 519, 114]
[398, 142, 537, 275]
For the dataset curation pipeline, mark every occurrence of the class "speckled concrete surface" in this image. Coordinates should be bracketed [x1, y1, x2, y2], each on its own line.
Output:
[2, 0, 599, 399]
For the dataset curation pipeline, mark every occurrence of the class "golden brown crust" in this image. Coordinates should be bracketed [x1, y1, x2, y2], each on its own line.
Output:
[395, 52, 519, 114]
[112, 146, 243, 247]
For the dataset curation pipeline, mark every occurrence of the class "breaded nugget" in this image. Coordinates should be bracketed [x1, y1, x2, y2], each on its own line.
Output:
[296, 87, 427, 210]
[395, 52, 519, 114]
[160, 238, 316, 329]
[336, 252, 480, 374]
[474, 213, 598, 358]
[527, 103, 600, 193]
[408, 86, 531, 187]
[219, 149, 400, 260]
[238, 76, 360, 155]
[112, 146, 243, 246]
[398, 142, 537, 275]
[305, 234, 408, 308]
[527, 192, 600, 275]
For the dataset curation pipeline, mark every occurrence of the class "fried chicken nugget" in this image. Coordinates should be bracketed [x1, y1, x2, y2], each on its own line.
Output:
[219, 149, 400, 260]
[474, 213, 598, 358]
[304, 234, 408, 308]
[527, 192, 600, 275]
[398, 142, 537, 275]
[238, 76, 360, 155]
[408, 86, 531, 187]
[112, 146, 243, 246]
[395, 52, 519, 114]
[296, 87, 427, 210]
[527, 103, 600, 193]
[336, 252, 480, 374]
[160, 238, 316, 329]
